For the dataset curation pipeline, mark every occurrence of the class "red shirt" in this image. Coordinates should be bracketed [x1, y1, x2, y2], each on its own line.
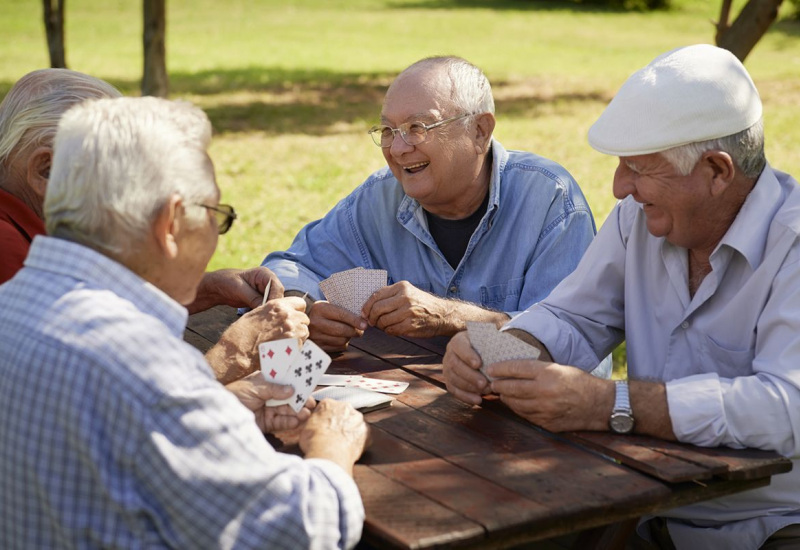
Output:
[0, 187, 46, 284]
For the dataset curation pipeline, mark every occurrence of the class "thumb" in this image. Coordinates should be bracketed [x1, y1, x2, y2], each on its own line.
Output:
[256, 382, 293, 401]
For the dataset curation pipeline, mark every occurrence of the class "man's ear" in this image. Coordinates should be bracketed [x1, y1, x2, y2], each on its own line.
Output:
[26, 146, 52, 198]
[473, 112, 496, 155]
[703, 151, 736, 197]
[152, 194, 183, 260]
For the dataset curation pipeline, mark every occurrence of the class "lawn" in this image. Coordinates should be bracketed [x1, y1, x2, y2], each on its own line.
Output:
[2, 0, 799, 372]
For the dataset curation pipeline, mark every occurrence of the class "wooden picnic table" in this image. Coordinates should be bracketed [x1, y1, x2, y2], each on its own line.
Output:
[186, 305, 792, 550]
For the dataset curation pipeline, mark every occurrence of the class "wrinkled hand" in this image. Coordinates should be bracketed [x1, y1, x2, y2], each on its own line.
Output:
[362, 281, 450, 338]
[308, 301, 367, 352]
[488, 360, 611, 432]
[226, 371, 316, 433]
[206, 297, 309, 384]
[189, 267, 284, 314]
[299, 399, 370, 476]
[443, 331, 492, 405]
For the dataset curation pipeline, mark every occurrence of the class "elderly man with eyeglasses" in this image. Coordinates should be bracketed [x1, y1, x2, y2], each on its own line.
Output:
[0, 96, 369, 549]
[262, 56, 606, 371]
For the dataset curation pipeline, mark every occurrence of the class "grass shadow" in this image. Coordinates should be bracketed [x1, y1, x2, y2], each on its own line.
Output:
[385, 0, 632, 13]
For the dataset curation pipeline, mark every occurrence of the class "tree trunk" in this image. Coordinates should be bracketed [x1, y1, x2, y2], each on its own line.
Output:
[42, 0, 67, 68]
[716, 0, 784, 62]
[142, 0, 168, 97]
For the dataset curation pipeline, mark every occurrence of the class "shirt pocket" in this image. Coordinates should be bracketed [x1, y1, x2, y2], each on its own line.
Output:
[702, 333, 755, 378]
[480, 277, 524, 311]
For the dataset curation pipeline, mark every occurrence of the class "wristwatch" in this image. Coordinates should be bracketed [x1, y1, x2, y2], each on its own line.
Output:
[609, 380, 635, 434]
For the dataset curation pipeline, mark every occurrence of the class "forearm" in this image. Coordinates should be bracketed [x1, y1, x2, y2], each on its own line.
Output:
[187, 271, 223, 314]
[629, 380, 677, 440]
[437, 300, 510, 336]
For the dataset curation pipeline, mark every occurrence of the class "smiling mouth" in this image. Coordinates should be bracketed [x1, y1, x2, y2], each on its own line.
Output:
[403, 161, 429, 174]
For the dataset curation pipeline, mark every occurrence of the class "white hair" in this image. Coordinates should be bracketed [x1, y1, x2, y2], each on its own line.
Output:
[0, 69, 121, 179]
[403, 56, 495, 122]
[45, 97, 216, 255]
[660, 119, 766, 179]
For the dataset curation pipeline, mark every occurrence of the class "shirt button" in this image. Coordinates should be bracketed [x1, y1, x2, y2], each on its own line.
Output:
[449, 286, 457, 293]
[681, 321, 689, 329]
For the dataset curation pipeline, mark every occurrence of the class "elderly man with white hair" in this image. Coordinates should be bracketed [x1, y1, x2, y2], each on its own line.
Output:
[0, 68, 309, 385]
[0, 97, 369, 548]
[443, 44, 800, 549]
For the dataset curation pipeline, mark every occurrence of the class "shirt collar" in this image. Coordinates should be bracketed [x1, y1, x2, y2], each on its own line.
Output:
[0, 187, 46, 241]
[716, 164, 782, 270]
[24, 235, 188, 336]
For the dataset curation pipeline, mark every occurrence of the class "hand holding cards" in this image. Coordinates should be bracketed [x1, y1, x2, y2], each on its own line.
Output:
[319, 267, 387, 315]
[466, 322, 540, 381]
[259, 338, 331, 412]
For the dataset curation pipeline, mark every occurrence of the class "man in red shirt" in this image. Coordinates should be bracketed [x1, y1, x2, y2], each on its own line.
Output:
[0, 69, 121, 284]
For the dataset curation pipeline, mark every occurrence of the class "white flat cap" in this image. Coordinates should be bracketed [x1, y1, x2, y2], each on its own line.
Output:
[588, 44, 762, 156]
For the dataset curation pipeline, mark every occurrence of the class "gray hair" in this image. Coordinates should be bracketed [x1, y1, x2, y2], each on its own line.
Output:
[660, 119, 766, 179]
[403, 56, 495, 120]
[45, 97, 216, 256]
[0, 69, 121, 177]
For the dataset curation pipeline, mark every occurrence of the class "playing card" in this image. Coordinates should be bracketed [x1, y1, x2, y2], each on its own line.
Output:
[312, 385, 394, 413]
[344, 376, 409, 395]
[265, 339, 332, 412]
[318, 374, 363, 386]
[259, 338, 299, 382]
[319, 267, 387, 315]
[466, 322, 540, 381]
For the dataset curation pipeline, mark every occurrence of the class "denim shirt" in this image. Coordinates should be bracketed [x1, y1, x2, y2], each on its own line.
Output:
[263, 139, 597, 318]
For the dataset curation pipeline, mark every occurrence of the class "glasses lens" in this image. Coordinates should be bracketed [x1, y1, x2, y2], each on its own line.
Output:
[401, 122, 427, 146]
[369, 126, 389, 147]
[216, 204, 236, 234]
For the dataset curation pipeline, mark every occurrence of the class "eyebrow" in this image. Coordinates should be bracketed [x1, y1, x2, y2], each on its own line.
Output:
[624, 159, 643, 174]
[380, 112, 438, 125]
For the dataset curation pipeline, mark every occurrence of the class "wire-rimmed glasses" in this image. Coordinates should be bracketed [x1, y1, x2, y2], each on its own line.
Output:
[196, 203, 237, 234]
[368, 113, 472, 148]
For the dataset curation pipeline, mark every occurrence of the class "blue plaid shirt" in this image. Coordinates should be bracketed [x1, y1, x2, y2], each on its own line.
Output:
[0, 236, 364, 549]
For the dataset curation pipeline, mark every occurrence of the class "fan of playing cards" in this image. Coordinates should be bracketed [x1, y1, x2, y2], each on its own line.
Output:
[319, 267, 388, 315]
[259, 338, 332, 412]
[466, 322, 541, 381]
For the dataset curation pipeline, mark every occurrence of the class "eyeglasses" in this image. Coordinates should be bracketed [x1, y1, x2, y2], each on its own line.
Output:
[196, 203, 237, 234]
[368, 113, 472, 148]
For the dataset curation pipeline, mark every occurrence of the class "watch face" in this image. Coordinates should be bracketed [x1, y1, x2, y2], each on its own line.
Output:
[610, 412, 634, 434]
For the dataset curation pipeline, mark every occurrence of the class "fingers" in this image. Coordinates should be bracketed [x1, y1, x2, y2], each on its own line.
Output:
[309, 302, 366, 351]
[443, 332, 488, 406]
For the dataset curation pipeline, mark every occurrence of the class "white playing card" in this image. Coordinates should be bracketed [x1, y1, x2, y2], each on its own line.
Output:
[312, 385, 394, 412]
[259, 338, 299, 382]
[466, 322, 540, 381]
[344, 376, 409, 395]
[318, 374, 363, 386]
[265, 339, 332, 412]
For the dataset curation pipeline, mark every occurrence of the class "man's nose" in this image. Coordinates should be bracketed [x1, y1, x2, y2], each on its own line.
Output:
[389, 131, 414, 155]
[612, 164, 635, 200]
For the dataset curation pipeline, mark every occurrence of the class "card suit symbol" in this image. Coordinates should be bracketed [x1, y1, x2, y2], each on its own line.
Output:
[268, 369, 277, 379]
[305, 364, 313, 373]
[303, 350, 312, 359]
[285, 346, 293, 356]
[267, 349, 274, 359]
[315, 360, 323, 370]
[294, 367, 302, 377]
[295, 394, 304, 404]
[305, 377, 313, 387]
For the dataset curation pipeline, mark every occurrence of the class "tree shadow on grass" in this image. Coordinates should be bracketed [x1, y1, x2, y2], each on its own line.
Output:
[385, 0, 631, 13]
[0, 65, 610, 137]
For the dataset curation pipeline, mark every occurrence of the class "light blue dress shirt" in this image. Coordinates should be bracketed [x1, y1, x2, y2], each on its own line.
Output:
[263, 140, 596, 317]
[506, 165, 800, 549]
[0, 236, 364, 549]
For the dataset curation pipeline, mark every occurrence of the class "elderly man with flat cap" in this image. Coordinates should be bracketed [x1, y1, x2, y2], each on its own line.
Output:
[443, 44, 800, 549]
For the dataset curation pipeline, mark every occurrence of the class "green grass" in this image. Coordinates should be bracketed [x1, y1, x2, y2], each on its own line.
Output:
[2, 0, 799, 375]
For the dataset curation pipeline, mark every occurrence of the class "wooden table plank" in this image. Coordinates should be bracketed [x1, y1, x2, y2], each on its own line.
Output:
[567, 431, 792, 482]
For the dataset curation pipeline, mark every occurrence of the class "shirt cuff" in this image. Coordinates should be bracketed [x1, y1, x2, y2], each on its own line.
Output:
[666, 373, 733, 448]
